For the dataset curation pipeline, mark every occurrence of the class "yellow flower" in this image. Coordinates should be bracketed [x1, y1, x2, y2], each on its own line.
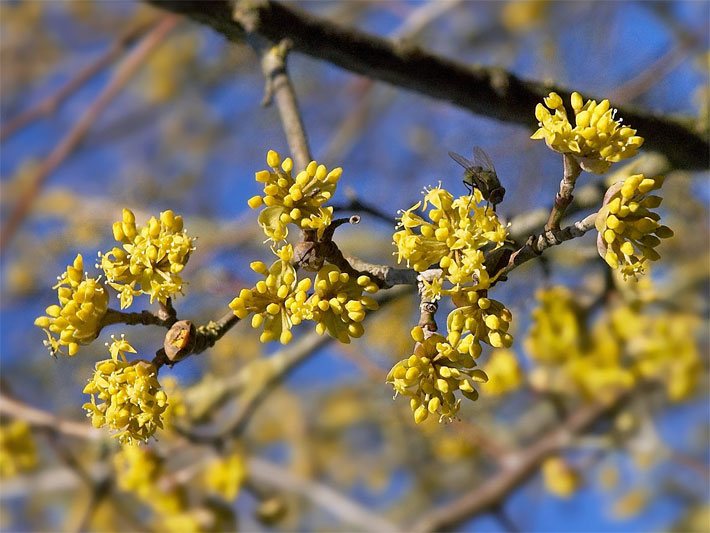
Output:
[447, 289, 514, 355]
[229, 245, 311, 344]
[113, 444, 163, 499]
[500, 0, 549, 33]
[387, 326, 488, 424]
[202, 452, 246, 501]
[629, 313, 700, 402]
[305, 264, 378, 344]
[542, 456, 579, 498]
[34, 254, 109, 356]
[100, 208, 195, 309]
[0, 420, 38, 478]
[531, 91, 644, 173]
[393, 186, 508, 287]
[82, 337, 168, 444]
[480, 349, 522, 396]
[248, 150, 340, 241]
[524, 286, 585, 364]
[160, 377, 187, 431]
[596, 174, 673, 279]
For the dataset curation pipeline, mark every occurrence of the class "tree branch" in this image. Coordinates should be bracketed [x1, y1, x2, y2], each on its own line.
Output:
[410, 392, 630, 533]
[146, 0, 708, 170]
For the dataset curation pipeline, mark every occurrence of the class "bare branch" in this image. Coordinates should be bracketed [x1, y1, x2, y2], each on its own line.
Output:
[410, 392, 630, 533]
[146, 0, 708, 170]
[248, 457, 400, 533]
[0, 21, 154, 141]
[0, 15, 181, 252]
[0, 393, 101, 441]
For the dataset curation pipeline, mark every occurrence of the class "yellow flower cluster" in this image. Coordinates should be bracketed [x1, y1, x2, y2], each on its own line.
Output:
[0, 420, 38, 478]
[596, 174, 673, 279]
[34, 254, 109, 356]
[480, 349, 523, 396]
[389, 186, 513, 421]
[448, 289, 514, 354]
[387, 326, 488, 423]
[201, 452, 246, 501]
[305, 264, 379, 343]
[114, 444, 241, 531]
[100, 208, 194, 309]
[248, 150, 341, 242]
[526, 287, 701, 402]
[524, 286, 585, 364]
[229, 245, 311, 344]
[531, 92, 644, 173]
[82, 337, 168, 443]
[230, 246, 379, 344]
[393, 185, 508, 287]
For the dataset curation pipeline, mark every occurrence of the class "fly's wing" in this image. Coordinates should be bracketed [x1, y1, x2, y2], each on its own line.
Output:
[471, 146, 496, 174]
[448, 151, 475, 171]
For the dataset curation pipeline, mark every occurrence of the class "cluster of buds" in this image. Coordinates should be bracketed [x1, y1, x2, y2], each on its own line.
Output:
[387, 326, 488, 423]
[596, 174, 673, 279]
[531, 91, 644, 173]
[230, 246, 378, 344]
[305, 265, 379, 343]
[34, 254, 109, 356]
[229, 245, 311, 344]
[82, 337, 168, 443]
[447, 289, 514, 354]
[248, 150, 341, 241]
[100, 208, 195, 309]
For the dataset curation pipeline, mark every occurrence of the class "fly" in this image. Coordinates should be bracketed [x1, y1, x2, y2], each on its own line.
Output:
[449, 147, 505, 211]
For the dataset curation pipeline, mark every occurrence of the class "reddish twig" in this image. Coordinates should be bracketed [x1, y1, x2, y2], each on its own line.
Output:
[0, 15, 180, 252]
[0, 21, 153, 142]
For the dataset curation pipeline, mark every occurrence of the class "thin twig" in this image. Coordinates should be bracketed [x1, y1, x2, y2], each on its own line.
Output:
[0, 15, 181, 252]
[248, 457, 400, 532]
[545, 154, 582, 232]
[0, 21, 154, 141]
[0, 393, 101, 441]
[101, 308, 174, 329]
[493, 212, 598, 282]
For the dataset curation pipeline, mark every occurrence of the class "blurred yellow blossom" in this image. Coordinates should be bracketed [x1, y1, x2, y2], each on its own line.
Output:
[531, 91, 644, 173]
[596, 174, 673, 279]
[525, 286, 585, 365]
[612, 488, 649, 519]
[248, 150, 340, 242]
[100, 208, 195, 309]
[387, 326, 488, 424]
[229, 245, 311, 344]
[501, 0, 549, 33]
[82, 337, 168, 443]
[0, 420, 38, 478]
[34, 254, 109, 356]
[480, 349, 522, 396]
[202, 452, 246, 501]
[542, 456, 580, 498]
[393, 185, 508, 287]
